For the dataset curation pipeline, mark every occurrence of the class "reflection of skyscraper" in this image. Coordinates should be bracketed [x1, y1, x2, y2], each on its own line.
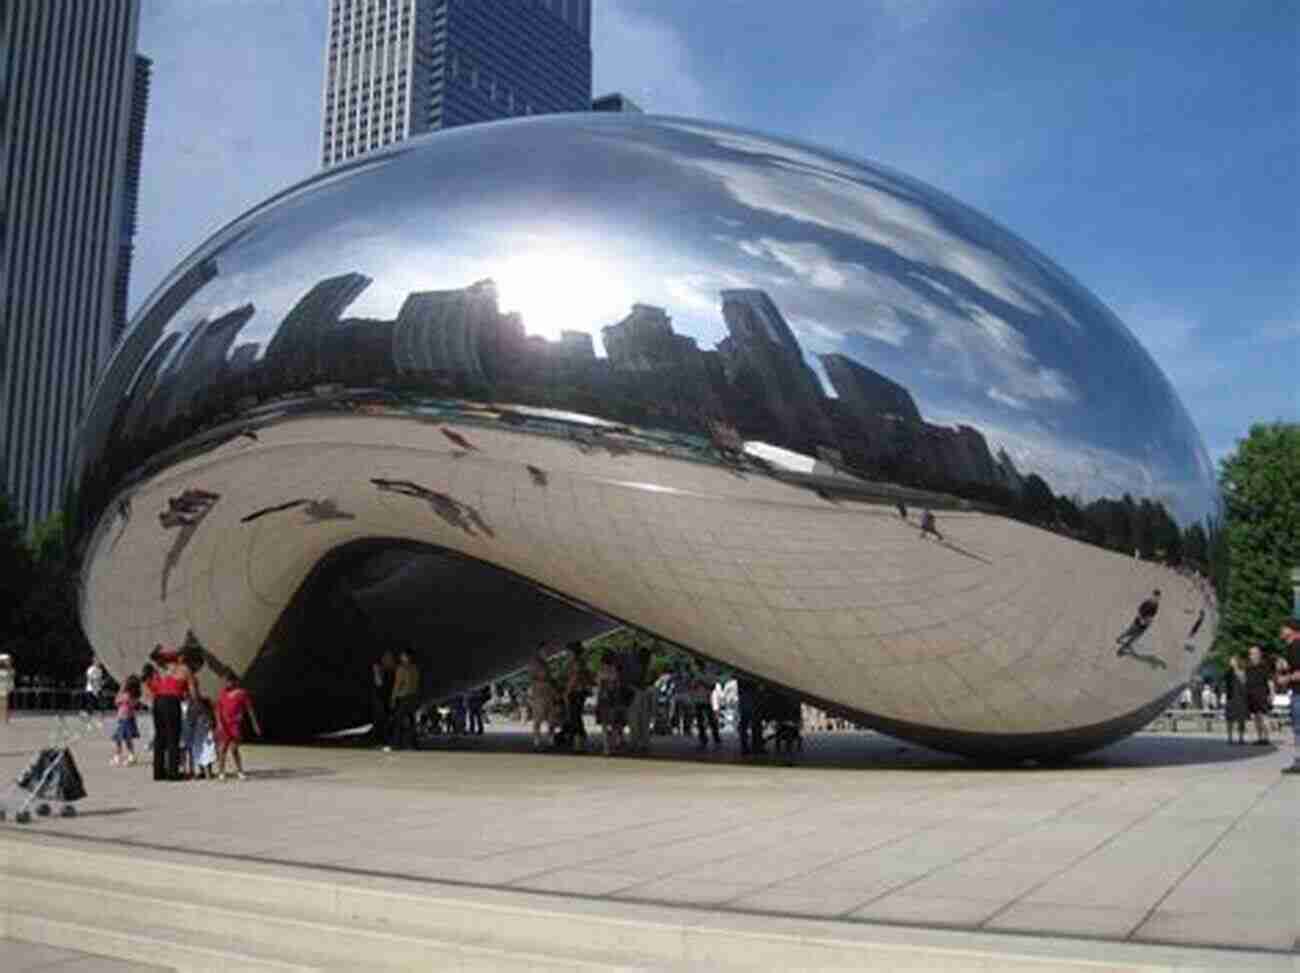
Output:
[1, 1, 151, 524]
[819, 353, 921, 423]
[558, 331, 596, 361]
[166, 304, 258, 418]
[320, 0, 592, 168]
[265, 273, 372, 383]
[393, 279, 500, 380]
[718, 290, 830, 446]
[76, 257, 220, 468]
[603, 304, 699, 371]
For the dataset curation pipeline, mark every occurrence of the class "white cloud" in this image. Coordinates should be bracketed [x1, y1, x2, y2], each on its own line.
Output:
[591, 2, 728, 118]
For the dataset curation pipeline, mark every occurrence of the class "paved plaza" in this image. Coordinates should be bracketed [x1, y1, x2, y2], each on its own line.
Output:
[0, 713, 1295, 967]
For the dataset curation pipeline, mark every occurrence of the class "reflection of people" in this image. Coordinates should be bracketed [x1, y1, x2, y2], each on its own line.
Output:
[1224, 655, 1248, 744]
[1244, 645, 1273, 745]
[896, 501, 908, 520]
[1277, 617, 1300, 775]
[919, 509, 942, 541]
[1115, 589, 1161, 655]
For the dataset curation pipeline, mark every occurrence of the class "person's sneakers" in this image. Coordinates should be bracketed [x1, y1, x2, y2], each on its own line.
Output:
[125, 754, 136, 766]
[381, 745, 392, 753]
[236, 772, 248, 781]
[110, 756, 120, 767]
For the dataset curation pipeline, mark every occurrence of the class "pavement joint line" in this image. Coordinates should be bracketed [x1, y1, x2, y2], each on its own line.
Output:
[831, 782, 1122, 919]
[1123, 773, 1290, 942]
[976, 770, 1260, 935]
[5, 830, 1296, 967]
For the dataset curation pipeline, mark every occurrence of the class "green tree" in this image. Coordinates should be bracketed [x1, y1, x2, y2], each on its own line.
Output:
[1216, 423, 1300, 662]
[0, 492, 35, 663]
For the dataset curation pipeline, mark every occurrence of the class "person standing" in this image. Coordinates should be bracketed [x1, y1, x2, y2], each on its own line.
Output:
[111, 675, 142, 766]
[1116, 590, 1162, 656]
[0, 654, 14, 725]
[387, 650, 420, 751]
[595, 654, 624, 755]
[563, 642, 591, 753]
[737, 676, 764, 755]
[370, 653, 395, 747]
[1277, 617, 1300, 775]
[1223, 655, 1249, 744]
[690, 671, 721, 750]
[216, 673, 261, 780]
[1244, 645, 1274, 745]
[527, 647, 557, 749]
[145, 645, 193, 781]
[1227, 653, 1248, 744]
[622, 646, 654, 755]
[466, 685, 488, 736]
[83, 655, 105, 713]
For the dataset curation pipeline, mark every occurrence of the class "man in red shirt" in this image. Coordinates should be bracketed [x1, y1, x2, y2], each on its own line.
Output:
[216, 673, 261, 781]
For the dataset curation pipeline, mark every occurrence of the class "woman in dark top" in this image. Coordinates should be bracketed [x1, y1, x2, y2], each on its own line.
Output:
[1244, 645, 1274, 745]
[1223, 654, 1249, 744]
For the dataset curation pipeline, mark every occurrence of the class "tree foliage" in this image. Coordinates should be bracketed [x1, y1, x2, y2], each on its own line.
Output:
[1216, 422, 1300, 662]
[0, 502, 92, 684]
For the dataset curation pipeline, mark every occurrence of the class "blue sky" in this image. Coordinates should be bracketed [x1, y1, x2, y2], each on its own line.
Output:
[134, 0, 1297, 463]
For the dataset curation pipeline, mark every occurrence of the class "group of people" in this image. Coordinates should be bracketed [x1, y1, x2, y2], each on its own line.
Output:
[111, 645, 261, 781]
[521, 642, 801, 757]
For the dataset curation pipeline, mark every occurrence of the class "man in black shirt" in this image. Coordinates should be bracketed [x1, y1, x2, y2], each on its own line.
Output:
[1279, 616, 1300, 775]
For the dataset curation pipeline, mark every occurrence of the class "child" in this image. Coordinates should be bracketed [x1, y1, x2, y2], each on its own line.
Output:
[188, 695, 217, 780]
[111, 675, 142, 766]
[216, 673, 261, 781]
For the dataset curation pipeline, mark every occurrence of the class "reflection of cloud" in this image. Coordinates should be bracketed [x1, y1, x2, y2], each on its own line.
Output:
[930, 407, 1215, 523]
[987, 387, 1026, 410]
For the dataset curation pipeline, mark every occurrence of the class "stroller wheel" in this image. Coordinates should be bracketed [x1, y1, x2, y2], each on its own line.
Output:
[36, 803, 51, 817]
[16, 810, 31, 823]
[61, 805, 77, 818]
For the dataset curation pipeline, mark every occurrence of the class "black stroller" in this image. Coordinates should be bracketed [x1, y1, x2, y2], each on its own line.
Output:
[2, 714, 91, 823]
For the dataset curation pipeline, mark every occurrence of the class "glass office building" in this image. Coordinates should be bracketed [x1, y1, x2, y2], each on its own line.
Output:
[0, 1, 150, 526]
[321, 0, 592, 168]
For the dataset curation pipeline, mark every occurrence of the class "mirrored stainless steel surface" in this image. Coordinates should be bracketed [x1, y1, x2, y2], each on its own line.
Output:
[71, 114, 1218, 757]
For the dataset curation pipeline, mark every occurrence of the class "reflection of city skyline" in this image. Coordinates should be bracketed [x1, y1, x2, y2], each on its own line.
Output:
[121, 270, 1027, 502]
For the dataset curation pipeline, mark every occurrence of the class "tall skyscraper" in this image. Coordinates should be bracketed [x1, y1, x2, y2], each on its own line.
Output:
[0, 1, 151, 526]
[321, 0, 592, 168]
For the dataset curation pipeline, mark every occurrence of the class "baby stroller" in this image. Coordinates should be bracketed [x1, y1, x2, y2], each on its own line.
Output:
[761, 689, 803, 756]
[1, 713, 92, 824]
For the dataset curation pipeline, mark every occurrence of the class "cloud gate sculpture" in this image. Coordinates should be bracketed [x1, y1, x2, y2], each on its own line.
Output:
[70, 115, 1218, 759]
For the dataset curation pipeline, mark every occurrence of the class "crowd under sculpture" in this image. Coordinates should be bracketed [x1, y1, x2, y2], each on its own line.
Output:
[70, 115, 1219, 759]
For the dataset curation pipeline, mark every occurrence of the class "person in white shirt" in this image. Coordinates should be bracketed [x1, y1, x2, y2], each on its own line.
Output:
[0, 654, 14, 724]
[84, 656, 105, 713]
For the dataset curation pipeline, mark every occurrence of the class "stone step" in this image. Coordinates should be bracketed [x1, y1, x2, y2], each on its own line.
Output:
[1, 835, 1272, 972]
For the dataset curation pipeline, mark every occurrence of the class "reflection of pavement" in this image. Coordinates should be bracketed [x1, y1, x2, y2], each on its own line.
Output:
[84, 414, 1213, 741]
[0, 715, 1293, 957]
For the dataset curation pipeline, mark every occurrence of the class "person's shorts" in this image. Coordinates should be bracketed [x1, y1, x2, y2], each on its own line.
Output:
[112, 718, 139, 743]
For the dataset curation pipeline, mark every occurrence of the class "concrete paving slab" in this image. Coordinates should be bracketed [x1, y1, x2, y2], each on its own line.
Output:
[0, 714, 1295, 962]
[0, 938, 170, 972]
